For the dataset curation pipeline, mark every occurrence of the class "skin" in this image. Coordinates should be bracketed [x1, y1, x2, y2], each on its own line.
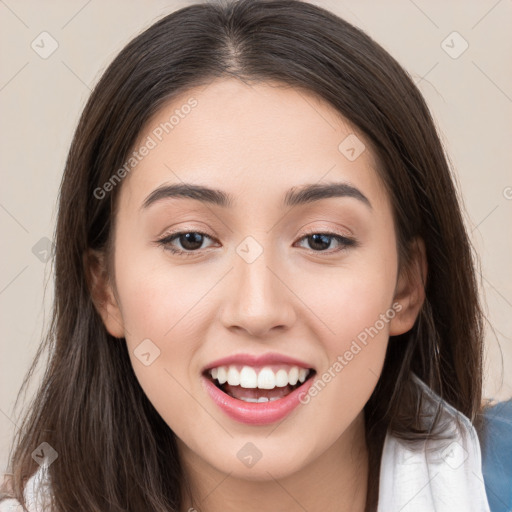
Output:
[89, 78, 426, 512]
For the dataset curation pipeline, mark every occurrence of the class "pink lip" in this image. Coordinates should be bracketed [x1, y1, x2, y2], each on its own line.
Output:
[203, 352, 313, 372]
[201, 372, 315, 426]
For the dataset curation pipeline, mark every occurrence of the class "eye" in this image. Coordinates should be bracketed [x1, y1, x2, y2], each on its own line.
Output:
[294, 231, 357, 253]
[156, 230, 217, 257]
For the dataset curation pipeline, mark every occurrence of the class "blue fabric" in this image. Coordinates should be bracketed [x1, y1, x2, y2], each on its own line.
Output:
[481, 399, 512, 512]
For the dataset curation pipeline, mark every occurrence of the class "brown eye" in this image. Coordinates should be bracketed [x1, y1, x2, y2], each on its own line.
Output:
[157, 231, 216, 257]
[295, 232, 357, 253]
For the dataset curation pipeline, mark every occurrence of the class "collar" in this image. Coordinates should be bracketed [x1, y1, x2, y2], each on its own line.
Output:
[377, 372, 491, 511]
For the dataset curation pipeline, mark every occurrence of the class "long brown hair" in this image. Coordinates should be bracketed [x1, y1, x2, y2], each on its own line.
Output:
[1, 1, 486, 510]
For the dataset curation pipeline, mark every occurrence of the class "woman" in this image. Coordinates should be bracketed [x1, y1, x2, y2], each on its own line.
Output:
[0, 1, 499, 510]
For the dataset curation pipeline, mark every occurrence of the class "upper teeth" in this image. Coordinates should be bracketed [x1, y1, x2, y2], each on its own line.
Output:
[209, 365, 310, 389]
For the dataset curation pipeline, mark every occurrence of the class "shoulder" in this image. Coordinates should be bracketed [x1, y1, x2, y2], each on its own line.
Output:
[0, 473, 23, 512]
[0, 498, 23, 511]
[480, 398, 512, 512]
[0, 464, 52, 512]
[379, 373, 492, 511]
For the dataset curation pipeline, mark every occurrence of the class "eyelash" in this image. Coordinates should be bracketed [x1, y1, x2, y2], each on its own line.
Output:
[155, 229, 358, 258]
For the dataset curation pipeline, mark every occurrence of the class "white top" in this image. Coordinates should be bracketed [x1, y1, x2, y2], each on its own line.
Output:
[0, 373, 491, 511]
[377, 373, 490, 511]
[0, 461, 51, 511]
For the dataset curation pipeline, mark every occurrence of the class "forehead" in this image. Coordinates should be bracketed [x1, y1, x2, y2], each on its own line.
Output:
[119, 78, 388, 214]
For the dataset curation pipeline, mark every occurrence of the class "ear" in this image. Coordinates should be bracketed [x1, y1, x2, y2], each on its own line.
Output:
[83, 249, 125, 338]
[389, 237, 428, 336]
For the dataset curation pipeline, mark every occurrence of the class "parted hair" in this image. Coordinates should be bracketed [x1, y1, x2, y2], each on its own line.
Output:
[1, 1, 485, 510]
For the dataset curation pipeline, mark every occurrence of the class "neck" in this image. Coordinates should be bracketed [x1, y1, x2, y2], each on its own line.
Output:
[179, 412, 369, 512]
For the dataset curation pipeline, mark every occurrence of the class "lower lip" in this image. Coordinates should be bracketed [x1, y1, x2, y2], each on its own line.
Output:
[202, 374, 315, 425]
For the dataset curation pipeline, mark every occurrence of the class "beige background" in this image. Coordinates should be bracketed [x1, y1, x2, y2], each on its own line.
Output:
[1, 0, 511, 474]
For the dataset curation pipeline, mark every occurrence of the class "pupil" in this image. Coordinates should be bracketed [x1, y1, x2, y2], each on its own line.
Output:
[309, 234, 330, 251]
[181, 232, 203, 250]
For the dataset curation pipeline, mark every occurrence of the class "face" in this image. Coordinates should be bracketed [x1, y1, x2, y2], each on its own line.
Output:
[91, 78, 425, 482]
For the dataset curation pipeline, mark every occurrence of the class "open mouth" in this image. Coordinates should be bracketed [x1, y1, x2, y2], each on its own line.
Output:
[203, 365, 316, 403]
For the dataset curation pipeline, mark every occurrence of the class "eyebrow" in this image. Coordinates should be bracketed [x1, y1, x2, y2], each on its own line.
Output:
[141, 181, 372, 211]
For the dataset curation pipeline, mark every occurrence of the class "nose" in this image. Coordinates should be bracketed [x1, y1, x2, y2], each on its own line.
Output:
[219, 245, 297, 338]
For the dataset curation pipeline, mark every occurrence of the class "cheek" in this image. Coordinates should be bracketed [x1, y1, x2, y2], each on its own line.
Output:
[303, 293, 393, 437]
[114, 240, 213, 340]
[115, 262, 207, 441]
[112, 245, 209, 416]
[303, 245, 397, 349]
[301, 238, 397, 417]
